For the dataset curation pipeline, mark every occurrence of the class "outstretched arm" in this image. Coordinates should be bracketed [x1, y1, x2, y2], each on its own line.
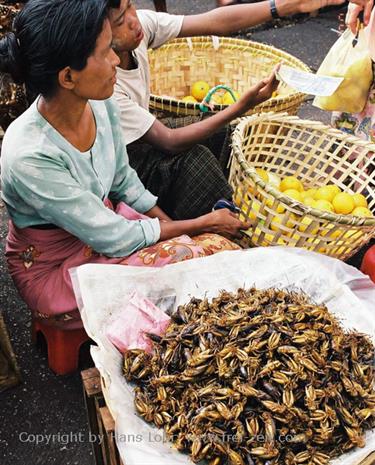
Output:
[141, 71, 279, 153]
[179, 0, 349, 37]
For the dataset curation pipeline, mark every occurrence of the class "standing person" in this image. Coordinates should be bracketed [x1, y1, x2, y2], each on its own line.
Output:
[332, 0, 375, 141]
[0, 0, 249, 329]
[109, 0, 368, 220]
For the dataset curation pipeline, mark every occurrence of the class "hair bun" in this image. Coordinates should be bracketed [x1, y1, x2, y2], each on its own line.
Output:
[0, 32, 25, 84]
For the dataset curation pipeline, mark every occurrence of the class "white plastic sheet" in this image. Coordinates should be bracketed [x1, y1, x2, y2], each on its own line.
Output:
[71, 247, 375, 465]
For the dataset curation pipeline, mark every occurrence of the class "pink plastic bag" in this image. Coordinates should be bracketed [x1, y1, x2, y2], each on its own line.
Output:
[106, 291, 171, 353]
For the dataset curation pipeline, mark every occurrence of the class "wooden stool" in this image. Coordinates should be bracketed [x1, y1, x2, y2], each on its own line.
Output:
[32, 318, 89, 375]
[82, 368, 124, 465]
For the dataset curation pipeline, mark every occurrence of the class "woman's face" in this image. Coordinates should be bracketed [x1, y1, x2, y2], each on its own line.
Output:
[70, 19, 120, 100]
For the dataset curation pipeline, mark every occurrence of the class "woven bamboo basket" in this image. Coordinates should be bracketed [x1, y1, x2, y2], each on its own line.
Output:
[148, 36, 309, 119]
[229, 113, 375, 260]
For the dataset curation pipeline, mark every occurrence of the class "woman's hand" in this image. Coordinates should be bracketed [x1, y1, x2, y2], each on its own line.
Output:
[201, 208, 251, 238]
[346, 0, 373, 33]
[235, 68, 279, 114]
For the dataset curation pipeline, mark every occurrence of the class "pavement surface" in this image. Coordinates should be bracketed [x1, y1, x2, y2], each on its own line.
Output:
[0, 2, 373, 465]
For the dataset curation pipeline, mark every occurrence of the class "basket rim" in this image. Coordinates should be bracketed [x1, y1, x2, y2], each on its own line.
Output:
[231, 112, 375, 228]
[148, 36, 310, 112]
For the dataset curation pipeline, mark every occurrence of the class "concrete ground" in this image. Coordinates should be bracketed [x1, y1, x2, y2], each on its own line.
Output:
[0, 2, 373, 465]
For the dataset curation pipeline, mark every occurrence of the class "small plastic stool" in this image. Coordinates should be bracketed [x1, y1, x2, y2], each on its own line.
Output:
[361, 245, 375, 284]
[32, 318, 89, 375]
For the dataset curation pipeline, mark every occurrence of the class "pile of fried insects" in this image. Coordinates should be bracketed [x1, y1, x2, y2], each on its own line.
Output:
[123, 288, 375, 465]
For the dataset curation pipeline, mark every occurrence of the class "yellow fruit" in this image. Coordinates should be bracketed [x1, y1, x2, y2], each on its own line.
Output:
[260, 233, 276, 245]
[265, 195, 285, 213]
[210, 93, 223, 105]
[260, 235, 286, 246]
[329, 229, 342, 240]
[181, 95, 198, 103]
[344, 229, 363, 240]
[234, 187, 249, 206]
[315, 186, 336, 203]
[352, 193, 368, 209]
[326, 184, 341, 197]
[191, 81, 210, 101]
[267, 172, 281, 189]
[252, 226, 262, 237]
[291, 232, 302, 243]
[298, 217, 319, 234]
[332, 193, 355, 215]
[283, 189, 303, 203]
[248, 202, 261, 221]
[222, 90, 240, 105]
[351, 206, 373, 218]
[275, 203, 286, 214]
[280, 176, 304, 193]
[321, 225, 338, 239]
[271, 214, 295, 232]
[255, 168, 269, 184]
[305, 188, 318, 199]
[303, 197, 316, 208]
[314, 199, 335, 213]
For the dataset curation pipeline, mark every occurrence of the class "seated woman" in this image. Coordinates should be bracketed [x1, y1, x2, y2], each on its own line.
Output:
[0, 0, 251, 329]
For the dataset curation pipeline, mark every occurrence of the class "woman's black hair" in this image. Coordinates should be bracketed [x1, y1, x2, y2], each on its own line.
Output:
[0, 0, 110, 98]
[108, 0, 121, 8]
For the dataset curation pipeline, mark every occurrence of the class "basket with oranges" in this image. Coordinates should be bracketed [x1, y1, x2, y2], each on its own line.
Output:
[230, 113, 375, 260]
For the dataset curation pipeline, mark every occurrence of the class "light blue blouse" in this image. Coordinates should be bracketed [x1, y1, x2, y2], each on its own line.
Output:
[0, 97, 161, 257]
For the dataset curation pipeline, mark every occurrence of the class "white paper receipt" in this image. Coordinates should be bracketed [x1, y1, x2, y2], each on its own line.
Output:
[276, 64, 344, 97]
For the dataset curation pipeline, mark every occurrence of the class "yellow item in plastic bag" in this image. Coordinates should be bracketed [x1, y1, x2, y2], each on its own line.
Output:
[313, 28, 372, 113]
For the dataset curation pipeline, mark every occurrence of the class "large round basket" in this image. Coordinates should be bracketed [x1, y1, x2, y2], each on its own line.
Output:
[229, 113, 375, 261]
[148, 36, 310, 118]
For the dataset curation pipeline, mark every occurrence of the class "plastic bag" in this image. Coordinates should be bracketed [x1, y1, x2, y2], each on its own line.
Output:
[106, 291, 170, 353]
[365, 7, 375, 61]
[313, 28, 372, 113]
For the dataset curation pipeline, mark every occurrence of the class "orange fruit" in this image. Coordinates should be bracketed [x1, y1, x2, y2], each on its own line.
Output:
[248, 201, 261, 221]
[255, 168, 269, 184]
[280, 176, 304, 193]
[191, 81, 210, 101]
[270, 214, 295, 232]
[344, 229, 363, 240]
[222, 90, 240, 105]
[234, 187, 249, 206]
[303, 197, 316, 208]
[351, 206, 373, 217]
[283, 189, 303, 203]
[210, 93, 223, 105]
[315, 199, 335, 213]
[326, 184, 341, 197]
[352, 193, 368, 209]
[315, 186, 336, 203]
[182, 95, 198, 103]
[298, 217, 318, 234]
[305, 188, 318, 199]
[332, 193, 355, 215]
